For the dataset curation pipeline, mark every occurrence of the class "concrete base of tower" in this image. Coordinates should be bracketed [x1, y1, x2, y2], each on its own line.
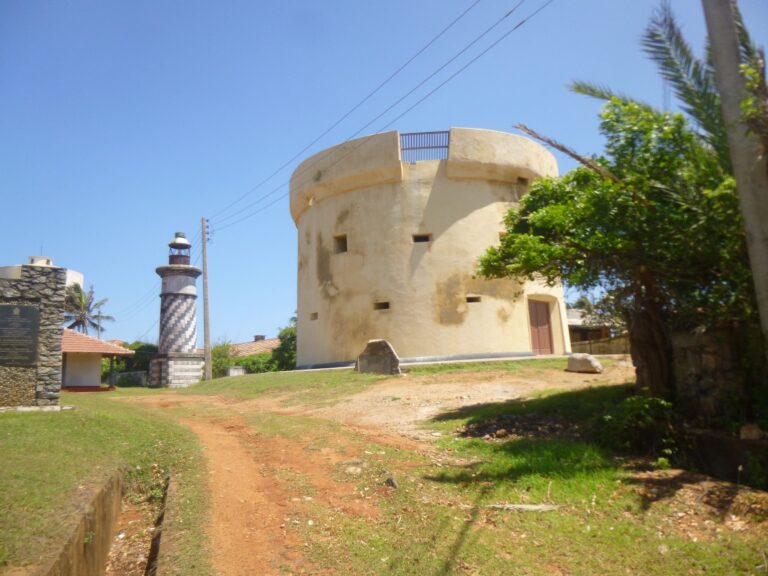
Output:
[149, 353, 204, 388]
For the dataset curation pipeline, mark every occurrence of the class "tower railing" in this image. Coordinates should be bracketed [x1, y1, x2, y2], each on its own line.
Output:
[400, 131, 449, 163]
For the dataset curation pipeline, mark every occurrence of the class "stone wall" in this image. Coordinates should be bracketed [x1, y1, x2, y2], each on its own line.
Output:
[672, 329, 748, 422]
[0, 264, 66, 406]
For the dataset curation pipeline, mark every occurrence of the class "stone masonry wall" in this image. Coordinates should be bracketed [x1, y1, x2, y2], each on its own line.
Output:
[0, 265, 66, 406]
[672, 328, 747, 422]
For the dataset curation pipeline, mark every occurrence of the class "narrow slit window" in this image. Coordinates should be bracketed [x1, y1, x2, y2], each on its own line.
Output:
[412, 233, 432, 243]
[310, 312, 318, 321]
[466, 296, 482, 303]
[374, 301, 390, 311]
[334, 234, 348, 254]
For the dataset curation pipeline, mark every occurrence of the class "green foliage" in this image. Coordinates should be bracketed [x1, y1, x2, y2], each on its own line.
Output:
[272, 319, 297, 371]
[211, 342, 232, 378]
[63, 283, 114, 335]
[233, 352, 276, 374]
[595, 395, 674, 456]
[116, 372, 145, 388]
[103, 341, 159, 378]
[480, 99, 755, 397]
[740, 59, 768, 155]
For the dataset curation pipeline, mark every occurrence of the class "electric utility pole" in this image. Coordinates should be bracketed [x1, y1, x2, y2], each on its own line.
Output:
[201, 217, 213, 380]
[702, 0, 768, 360]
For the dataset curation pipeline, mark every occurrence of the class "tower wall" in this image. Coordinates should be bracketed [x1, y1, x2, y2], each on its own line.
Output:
[150, 240, 203, 388]
[290, 128, 572, 368]
[159, 293, 198, 354]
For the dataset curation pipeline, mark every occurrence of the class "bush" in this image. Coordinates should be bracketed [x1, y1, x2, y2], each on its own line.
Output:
[595, 395, 674, 456]
[234, 353, 276, 374]
[272, 324, 296, 371]
[211, 343, 232, 378]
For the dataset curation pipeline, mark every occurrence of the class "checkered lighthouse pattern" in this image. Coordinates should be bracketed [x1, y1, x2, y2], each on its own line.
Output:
[159, 293, 198, 354]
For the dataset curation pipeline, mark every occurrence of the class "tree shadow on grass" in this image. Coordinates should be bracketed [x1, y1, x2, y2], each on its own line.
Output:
[426, 385, 765, 523]
[431, 384, 633, 429]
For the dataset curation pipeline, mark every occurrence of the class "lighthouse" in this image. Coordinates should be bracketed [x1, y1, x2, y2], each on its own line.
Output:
[148, 232, 204, 387]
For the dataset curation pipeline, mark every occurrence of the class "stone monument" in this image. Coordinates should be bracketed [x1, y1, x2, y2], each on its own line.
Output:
[0, 258, 67, 406]
[149, 232, 204, 388]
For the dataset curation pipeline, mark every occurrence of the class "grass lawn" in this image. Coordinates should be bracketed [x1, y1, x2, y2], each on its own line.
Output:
[0, 391, 211, 574]
[178, 367, 387, 406]
[1, 359, 766, 575]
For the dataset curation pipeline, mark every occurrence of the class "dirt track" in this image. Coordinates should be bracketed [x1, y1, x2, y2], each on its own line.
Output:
[126, 362, 636, 574]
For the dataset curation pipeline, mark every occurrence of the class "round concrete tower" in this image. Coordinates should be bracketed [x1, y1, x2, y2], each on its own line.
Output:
[289, 128, 572, 368]
[148, 232, 204, 387]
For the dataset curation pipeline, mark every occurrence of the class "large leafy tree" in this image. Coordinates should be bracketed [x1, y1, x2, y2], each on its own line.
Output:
[479, 100, 753, 398]
[64, 284, 114, 336]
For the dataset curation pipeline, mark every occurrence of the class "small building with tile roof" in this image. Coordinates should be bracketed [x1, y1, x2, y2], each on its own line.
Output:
[229, 335, 281, 358]
[61, 329, 134, 389]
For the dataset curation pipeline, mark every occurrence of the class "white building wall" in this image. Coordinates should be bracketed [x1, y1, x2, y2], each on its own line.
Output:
[63, 353, 102, 388]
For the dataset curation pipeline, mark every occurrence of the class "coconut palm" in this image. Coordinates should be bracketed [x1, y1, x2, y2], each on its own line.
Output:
[64, 284, 114, 337]
[570, 1, 760, 173]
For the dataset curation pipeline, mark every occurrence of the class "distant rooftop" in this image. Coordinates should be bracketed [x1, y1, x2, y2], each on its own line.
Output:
[62, 329, 134, 356]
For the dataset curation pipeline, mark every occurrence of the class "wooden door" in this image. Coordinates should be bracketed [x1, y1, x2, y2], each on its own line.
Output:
[528, 300, 553, 355]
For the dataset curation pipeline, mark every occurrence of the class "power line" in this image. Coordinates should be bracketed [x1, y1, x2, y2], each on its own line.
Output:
[346, 0, 527, 141]
[136, 317, 160, 344]
[377, 0, 557, 132]
[213, 192, 289, 233]
[208, 0, 483, 225]
[209, 0, 539, 232]
[115, 282, 159, 317]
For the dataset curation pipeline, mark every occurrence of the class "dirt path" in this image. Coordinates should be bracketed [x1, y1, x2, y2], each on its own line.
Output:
[184, 417, 304, 575]
[127, 361, 641, 575]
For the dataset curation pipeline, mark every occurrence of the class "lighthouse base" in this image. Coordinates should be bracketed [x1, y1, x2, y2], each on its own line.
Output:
[149, 353, 204, 388]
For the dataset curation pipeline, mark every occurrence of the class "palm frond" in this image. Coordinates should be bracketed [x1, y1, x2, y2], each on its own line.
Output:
[569, 81, 652, 109]
[641, 1, 729, 169]
[732, 1, 760, 65]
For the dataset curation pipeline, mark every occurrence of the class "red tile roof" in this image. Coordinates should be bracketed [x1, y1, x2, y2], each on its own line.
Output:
[62, 329, 135, 356]
[229, 337, 281, 358]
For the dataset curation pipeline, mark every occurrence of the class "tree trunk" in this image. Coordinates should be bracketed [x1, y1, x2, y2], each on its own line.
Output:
[627, 302, 675, 399]
[702, 0, 768, 363]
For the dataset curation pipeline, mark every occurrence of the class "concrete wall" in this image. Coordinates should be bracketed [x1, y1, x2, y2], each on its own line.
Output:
[63, 353, 102, 388]
[291, 128, 571, 367]
[0, 264, 66, 406]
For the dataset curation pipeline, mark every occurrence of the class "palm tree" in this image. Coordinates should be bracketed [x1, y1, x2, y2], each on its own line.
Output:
[570, 1, 760, 173]
[64, 284, 115, 337]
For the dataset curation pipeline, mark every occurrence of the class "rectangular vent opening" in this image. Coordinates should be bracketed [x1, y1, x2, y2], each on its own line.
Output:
[516, 177, 529, 187]
[334, 234, 348, 254]
[412, 234, 432, 243]
[373, 301, 390, 311]
[310, 312, 318, 321]
[466, 296, 482, 303]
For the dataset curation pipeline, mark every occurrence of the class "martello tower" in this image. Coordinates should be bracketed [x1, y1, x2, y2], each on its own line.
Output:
[148, 232, 204, 387]
[290, 128, 572, 368]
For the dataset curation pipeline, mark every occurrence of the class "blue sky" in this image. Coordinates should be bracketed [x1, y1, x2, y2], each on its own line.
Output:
[1, 0, 767, 345]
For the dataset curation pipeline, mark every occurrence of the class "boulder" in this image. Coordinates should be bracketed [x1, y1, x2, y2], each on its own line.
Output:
[356, 339, 401, 375]
[566, 353, 603, 374]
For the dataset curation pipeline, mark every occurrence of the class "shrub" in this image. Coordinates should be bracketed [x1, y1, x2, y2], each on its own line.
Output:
[272, 324, 296, 371]
[211, 342, 232, 378]
[234, 352, 276, 374]
[595, 395, 674, 456]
